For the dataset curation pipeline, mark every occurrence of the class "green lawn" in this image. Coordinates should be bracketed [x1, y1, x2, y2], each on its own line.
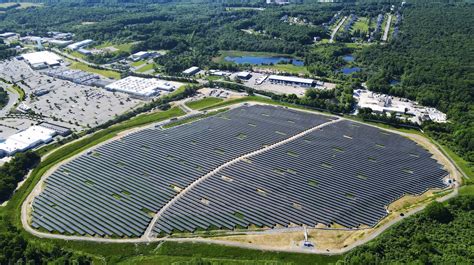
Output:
[352, 17, 369, 34]
[131, 60, 147, 67]
[70, 51, 88, 60]
[459, 185, 474, 196]
[263, 63, 309, 75]
[136, 63, 155, 73]
[94, 42, 135, 53]
[163, 108, 228, 129]
[8, 84, 25, 101]
[185, 97, 224, 110]
[69, 61, 121, 79]
[118, 241, 341, 265]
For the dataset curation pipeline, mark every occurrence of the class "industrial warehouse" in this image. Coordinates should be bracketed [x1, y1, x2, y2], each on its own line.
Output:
[21, 51, 63, 69]
[29, 105, 449, 237]
[105, 76, 176, 97]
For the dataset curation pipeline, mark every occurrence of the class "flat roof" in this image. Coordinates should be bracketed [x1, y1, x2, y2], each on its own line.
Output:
[0, 125, 56, 154]
[22, 51, 62, 66]
[268, 75, 314, 84]
[105, 76, 174, 96]
[183, 66, 199, 74]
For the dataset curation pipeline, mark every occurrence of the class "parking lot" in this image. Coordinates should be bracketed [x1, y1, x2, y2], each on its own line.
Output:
[0, 59, 143, 136]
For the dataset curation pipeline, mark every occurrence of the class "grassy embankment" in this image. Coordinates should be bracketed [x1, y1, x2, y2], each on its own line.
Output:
[7, 84, 26, 102]
[162, 108, 228, 129]
[68, 61, 121, 79]
[185, 97, 224, 110]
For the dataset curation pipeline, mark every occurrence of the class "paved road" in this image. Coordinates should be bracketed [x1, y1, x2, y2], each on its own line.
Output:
[382, 14, 392, 41]
[329, 16, 347, 43]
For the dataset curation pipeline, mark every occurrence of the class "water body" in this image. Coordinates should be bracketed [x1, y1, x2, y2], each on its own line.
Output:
[342, 54, 355, 62]
[341, 67, 361, 75]
[224, 56, 304, 66]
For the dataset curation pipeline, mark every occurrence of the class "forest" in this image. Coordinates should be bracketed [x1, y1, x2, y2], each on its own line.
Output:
[0, 87, 8, 108]
[0, 152, 40, 203]
[344, 195, 474, 264]
[357, 4, 474, 163]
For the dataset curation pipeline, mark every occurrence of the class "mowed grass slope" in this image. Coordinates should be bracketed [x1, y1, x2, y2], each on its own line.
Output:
[69, 61, 121, 79]
[185, 97, 224, 110]
[118, 241, 342, 264]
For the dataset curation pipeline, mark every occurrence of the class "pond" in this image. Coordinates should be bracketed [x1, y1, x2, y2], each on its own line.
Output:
[341, 67, 361, 75]
[342, 55, 355, 62]
[224, 56, 304, 66]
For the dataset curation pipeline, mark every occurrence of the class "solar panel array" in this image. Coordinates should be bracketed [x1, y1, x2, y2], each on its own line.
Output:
[31, 105, 331, 237]
[152, 120, 448, 234]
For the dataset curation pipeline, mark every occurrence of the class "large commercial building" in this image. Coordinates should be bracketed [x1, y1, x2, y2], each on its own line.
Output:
[105, 76, 175, 97]
[48, 39, 73, 47]
[182, 66, 200, 76]
[268, 75, 315, 87]
[66, 39, 94, 51]
[21, 51, 63, 69]
[0, 126, 56, 157]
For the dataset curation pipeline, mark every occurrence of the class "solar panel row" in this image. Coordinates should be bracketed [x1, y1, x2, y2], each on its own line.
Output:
[152, 120, 448, 234]
[31, 105, 331, 237]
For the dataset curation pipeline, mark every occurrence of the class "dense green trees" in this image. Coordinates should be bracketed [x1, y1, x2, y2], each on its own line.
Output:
[0, 87, 8, 108]
[0, 220, 91, 264]
[0, 152, 40, 203]
[343, 195, 474, 264]
[358, 4, 474, 162]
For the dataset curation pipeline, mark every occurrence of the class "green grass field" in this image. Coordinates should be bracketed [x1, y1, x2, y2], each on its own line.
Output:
[352, 17, 369, 35]
[131, 60, 147, 67]
[263, 63, 309, 75]
[69, 61, 121, 79]
[8, 84, 25, 101]
[185, 97, 224, 110]
[163, 108, 228, 129]
[117, 241, 341, 264]
[136, 62, 155, 73]
[94, 42, 135, 53]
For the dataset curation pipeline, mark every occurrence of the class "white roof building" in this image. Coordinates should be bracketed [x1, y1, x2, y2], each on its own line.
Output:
[268, 75, 315, 86]
[66, 39, 94, 50]
[22, 51, 62, 69]
[182, 66, 200, 76]
[105, 76, 175, 97]
[0, 32, 17, 38]
[48, 39, 73, 47]
[0, 126, 56, 156]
